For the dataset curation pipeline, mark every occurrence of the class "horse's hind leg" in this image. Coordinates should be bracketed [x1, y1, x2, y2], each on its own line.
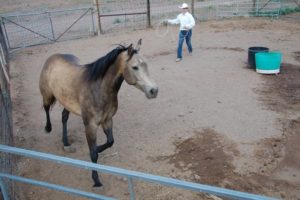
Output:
[62, 108, 76, 153]
[62, 108, 70, 146]
[42, 95, 55, 133]
[44, 105, 52, 132]
[40, 78, 56, 133]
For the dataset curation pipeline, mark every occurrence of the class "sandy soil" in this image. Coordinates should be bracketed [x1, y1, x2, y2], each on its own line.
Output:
[9, 17, 300, 199]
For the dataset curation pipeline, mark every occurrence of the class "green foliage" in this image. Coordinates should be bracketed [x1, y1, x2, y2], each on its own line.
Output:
[113, 18, 122, 24]
[102, 7, 111, 13]
[208, 5, 215, 10]
[280, 7, 300, 15]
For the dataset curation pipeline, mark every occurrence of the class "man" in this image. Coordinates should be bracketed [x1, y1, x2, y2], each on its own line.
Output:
[167, 3, 195, 62]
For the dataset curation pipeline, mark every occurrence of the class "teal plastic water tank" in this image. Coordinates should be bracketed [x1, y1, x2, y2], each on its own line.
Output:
[255, 52, 282, 74]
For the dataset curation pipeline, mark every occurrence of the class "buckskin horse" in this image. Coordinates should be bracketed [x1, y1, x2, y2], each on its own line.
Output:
[39, 39, 158, 186]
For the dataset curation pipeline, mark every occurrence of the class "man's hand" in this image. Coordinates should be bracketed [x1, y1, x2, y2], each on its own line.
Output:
[162, 20, 168, 26]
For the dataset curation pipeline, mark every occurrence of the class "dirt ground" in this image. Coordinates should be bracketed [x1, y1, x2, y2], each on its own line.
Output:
[9, 16, 300, 200]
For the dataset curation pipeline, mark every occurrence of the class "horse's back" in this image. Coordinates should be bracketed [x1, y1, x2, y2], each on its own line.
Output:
[43, 53, 80, 69]
[39, 54, 84, 115]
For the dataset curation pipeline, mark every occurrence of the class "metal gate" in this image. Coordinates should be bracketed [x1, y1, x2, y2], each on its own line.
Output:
[0, 25, 14, 200]
[0, 145, 277, 200]
[93, 0, 149, 34]
[0, 7, 95, 50]
[216, 0, 281, 19]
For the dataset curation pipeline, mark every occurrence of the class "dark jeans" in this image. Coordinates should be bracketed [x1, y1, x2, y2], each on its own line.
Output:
[177, 29, 192, 59]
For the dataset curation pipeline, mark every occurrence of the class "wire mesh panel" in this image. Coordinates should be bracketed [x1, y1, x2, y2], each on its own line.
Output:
[193, 0, 221, 21]
[50, 7, 95, 42]
[150, 0, 183, 24]
[0, 1, 299, 51]
[1, 12, 53, 49]
[257, 0, 281, 17]
[216, 0, 281, 19]
[0, 25, 14, 200]
[281, 0, 300, 8]
[1, 7, 95, 50]
[97, 0, 147, 33]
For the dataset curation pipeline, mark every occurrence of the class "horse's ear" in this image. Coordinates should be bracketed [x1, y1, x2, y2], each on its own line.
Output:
[127, 43, 133, 56]
[135, 38, 142, 52]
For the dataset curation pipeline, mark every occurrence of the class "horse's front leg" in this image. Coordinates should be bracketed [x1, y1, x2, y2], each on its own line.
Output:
[97, 118, 114, 153]
[84, 122, 103, 187]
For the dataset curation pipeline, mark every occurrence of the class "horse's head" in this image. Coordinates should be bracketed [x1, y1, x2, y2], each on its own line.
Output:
[123, 39, 158, 99]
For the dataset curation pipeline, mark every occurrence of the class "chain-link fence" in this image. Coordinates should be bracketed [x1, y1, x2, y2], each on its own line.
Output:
[1, 7, 95, 50]
[281, 0, 300, 8]
[95, 0, 300, 29]
[149, 0, 299, 23]
[0, 25, 14, 200]
[0, 0, 300, 49]
[215, 0, 282, 19]
[97, 0, 148, 33]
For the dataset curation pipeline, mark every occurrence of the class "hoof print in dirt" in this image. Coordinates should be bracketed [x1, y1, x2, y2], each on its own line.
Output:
[63, 145, 76, 153]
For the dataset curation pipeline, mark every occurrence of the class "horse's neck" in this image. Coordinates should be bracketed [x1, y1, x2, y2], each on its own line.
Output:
[101, 54, 125, 96]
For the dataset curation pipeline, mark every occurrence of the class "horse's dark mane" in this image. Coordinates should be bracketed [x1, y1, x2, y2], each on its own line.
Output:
[84, 44, 137, 82]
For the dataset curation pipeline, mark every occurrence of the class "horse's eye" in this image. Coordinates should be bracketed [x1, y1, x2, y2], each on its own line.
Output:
[132, 66, 139, 71]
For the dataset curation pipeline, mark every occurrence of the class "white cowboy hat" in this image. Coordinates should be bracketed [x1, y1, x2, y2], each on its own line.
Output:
[179, 3, 189, 9]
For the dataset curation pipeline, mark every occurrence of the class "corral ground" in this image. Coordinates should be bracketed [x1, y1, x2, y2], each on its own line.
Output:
[10, 16, 300, 199]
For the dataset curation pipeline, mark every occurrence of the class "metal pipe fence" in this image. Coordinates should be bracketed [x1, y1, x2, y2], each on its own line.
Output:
[0, 145, 278, 200]
[0, 7, 95, 50]
[215, 0, 282, 19]
[0, 25, 14, 200]
[1, 1, 299, 51]
[0, 1, 299, 198]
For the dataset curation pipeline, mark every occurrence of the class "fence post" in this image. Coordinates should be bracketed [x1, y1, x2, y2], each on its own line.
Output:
[191, 0, 195, 16]
[278, 0, 282, 18]
[0, 18, 10, 51]
[94, 0, 103, 35]
[90, 8, 96, 35]
[47, 12, 55, 41]
[146, 0, 151, 28]
[256, 0, 260, 16]
[252, 0, 257, 15]
[127, 178, 135, 200]
[216, 3, 219, 20]
[0, 178, 9, 200]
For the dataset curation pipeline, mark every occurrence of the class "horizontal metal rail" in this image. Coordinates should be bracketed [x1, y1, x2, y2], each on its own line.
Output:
[0, 145, 278, 200]
[0, 173, 115, 200]
[1, 7, 93, 17]
[99, 12, 147, 18]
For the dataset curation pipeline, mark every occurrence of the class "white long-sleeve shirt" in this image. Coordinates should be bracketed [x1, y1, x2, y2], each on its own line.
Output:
[168, 12, 195, 31]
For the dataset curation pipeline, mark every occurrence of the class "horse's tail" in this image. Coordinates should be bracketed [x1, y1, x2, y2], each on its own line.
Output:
[39, 55, 57, 109]
[39, 56, 58, 133]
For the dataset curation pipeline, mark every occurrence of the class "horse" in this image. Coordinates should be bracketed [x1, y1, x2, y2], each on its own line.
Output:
[39, 39, 158, 187]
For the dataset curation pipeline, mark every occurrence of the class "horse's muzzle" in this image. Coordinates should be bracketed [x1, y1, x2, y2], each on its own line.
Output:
[146, 86, 158, 99]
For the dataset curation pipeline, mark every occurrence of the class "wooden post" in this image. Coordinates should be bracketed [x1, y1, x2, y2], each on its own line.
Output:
[253, 0, 257, 15]
[94, 0, 103, 35]
[147, 0, 151, 28]
[191, 0, 195, 16]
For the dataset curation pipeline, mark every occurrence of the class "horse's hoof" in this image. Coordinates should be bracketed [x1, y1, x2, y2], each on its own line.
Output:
[45, 125, 52, 133]
[63, 145, 76, 153]
[93, 182, 103, 187]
